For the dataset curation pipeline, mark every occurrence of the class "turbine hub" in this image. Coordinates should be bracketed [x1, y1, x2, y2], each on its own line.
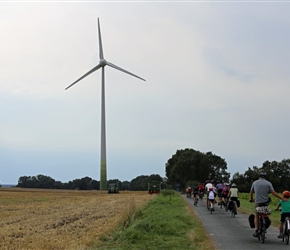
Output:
[99, 59, 107, 67]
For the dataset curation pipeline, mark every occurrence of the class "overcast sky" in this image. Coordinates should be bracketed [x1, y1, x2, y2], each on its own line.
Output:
[1, 1, 290, 185]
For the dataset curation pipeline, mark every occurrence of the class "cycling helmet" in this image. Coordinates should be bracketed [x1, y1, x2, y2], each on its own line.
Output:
[231, 183, 236, 187]
[283, 190, 290, 197]
[225, 183, 230, 186]
[259, 170, 267, 177]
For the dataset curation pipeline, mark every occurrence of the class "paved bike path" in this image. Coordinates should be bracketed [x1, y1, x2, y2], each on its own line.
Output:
[183, 195, 289, 250]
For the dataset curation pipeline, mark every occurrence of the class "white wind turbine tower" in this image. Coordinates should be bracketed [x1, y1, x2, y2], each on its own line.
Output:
[65, 18, 145, 190]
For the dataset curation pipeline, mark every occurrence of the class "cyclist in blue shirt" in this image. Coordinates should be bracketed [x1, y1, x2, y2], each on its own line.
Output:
[250, 170, 285, 237]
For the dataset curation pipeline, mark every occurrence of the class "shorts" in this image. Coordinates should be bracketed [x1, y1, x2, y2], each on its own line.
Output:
[193, 192, 199, 196]
[208, 199, 215, 202]
[280, 212, 290, 223]
[217, 189, 223, 197]
[222, 193, 228, 198]
[230, 197, 238, 201]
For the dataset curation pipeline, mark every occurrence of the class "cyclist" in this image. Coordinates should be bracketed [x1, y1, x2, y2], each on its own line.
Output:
[222, 183, 230, 206]
[198, 182, 205, 198]
[208, 187, 215, 211]
[205, 180, 213, 209]
[276, 190, 290, 238]
[216, 181, 224, 205]
[192, 185, 199, 204]
[186, 186, 192, 198]
[249, 170, 286, 237]
[228, 183, 239, 214]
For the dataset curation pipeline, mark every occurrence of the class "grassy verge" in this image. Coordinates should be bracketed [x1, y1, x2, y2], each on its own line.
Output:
[238, 193, 282, 228]
[91, 191, 215, 250]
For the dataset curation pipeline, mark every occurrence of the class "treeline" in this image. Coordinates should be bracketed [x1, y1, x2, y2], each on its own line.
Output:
[16, 174, 164, 191]
[166, 148, 290, 193]
[231, 159, 290, 193]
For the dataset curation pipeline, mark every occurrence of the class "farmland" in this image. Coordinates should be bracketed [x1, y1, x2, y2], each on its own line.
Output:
[0, 188, 152, 250]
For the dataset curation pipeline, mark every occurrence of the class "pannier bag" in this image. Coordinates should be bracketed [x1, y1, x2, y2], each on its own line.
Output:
[228, 201, 233, 210]
[248, 214, 255, 228]
[265, 217, 271, 229]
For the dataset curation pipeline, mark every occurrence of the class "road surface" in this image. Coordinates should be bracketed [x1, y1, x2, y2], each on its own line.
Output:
[183, 195, 289, 250]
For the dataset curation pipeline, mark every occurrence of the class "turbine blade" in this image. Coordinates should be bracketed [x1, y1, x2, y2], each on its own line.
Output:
[107, 62, 145, 81]
[98, 18, 104, 60]
[65, 64, 102, 90]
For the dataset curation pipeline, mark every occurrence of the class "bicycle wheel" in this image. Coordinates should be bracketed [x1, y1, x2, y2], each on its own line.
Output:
[261, 218, 266, 243]
[231, 202, 236, 217]
[285, 219, 289, 245]
[257, 216, 262, 241]
[285, 233, 289, 245]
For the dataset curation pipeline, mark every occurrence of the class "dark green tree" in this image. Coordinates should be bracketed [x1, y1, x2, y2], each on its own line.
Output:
[120, 181, 130, 190]
[165, 148, 229, 189]
[36, 174, 55, 189]
[130, 175, 149, 191]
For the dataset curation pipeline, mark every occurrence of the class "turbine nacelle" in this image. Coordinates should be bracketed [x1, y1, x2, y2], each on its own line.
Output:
[99, 59, 107, 67]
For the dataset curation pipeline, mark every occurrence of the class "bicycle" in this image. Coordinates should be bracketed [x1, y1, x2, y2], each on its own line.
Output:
[250, 200, 271, 244]
[230, 200, 237, 217]
[224, 197, 229, 211]
[275, 209, 290, 245]
[199, 191, 204, 201]
[209, 199, 215, 214]
[193, 193, 199, 206]
[283, 216, 290, 244]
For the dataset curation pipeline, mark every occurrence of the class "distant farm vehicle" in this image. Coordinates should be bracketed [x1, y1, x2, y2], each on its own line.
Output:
[148, 181, 161, 194]
[108, 183, 119, 194]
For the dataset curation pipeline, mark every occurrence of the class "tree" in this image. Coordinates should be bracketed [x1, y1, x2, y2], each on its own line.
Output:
[36, 174, 55, 189]
[130, 175, 149, 191]
[17, 176, 40, 188]
[231, 159, 290, 193]
[165, 148, 229, 189]
[120, 181, 130, 190]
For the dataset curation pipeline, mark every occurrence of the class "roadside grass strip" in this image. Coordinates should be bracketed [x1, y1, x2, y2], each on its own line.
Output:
[92, 191, 213, 250]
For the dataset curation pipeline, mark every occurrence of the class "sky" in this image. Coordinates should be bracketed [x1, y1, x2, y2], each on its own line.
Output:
[1, 1, 290, 185]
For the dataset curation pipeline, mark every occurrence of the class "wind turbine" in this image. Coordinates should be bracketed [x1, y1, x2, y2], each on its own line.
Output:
[65, 18, 145, 190]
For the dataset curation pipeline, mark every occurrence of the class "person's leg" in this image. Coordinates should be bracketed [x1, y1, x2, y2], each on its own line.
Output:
[278, 214, 285, 238]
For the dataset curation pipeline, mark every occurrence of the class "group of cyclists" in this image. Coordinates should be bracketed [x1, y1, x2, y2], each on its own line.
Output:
[186, 180, 239, 213]
[186, 170, 290, 240]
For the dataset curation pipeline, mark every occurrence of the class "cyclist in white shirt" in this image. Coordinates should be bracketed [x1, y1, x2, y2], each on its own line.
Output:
[205, 180, 213, 209]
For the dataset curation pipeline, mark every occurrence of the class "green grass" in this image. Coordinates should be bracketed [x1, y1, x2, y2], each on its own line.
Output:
[238, 193, 281, 228]
[91, 191, 214, 250]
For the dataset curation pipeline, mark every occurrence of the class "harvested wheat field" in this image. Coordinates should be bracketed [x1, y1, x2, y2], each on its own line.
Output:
[0, 188, 152, 250]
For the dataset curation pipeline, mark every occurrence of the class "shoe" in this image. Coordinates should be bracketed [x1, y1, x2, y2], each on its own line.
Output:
[253, 231, 258, 237]
[278, 233, 283, 239]
[235, 212, 237, 215]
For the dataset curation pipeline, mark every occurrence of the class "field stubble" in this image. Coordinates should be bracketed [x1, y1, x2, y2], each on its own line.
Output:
[0, 188, 152, 250]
